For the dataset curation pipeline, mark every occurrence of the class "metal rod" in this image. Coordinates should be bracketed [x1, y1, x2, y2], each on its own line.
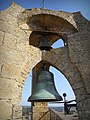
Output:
[42, 0, 45, 8]
[40, 0, 45, 8]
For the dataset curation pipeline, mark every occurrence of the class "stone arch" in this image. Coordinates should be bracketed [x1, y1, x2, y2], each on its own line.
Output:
[17, 6, 89, 119]
[21, 49, 86, 103]
[42, 48, 87, 101]
[18, 8, 78, 31]
[18, 9, 79, 51]
[29, 30, 67, 49]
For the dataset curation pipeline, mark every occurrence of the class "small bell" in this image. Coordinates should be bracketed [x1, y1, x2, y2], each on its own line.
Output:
[28, 64, 63, 102]
[38, 36, 52, 51]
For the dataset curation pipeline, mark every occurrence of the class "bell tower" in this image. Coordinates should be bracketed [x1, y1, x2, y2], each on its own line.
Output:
[0, 3, 90, 120]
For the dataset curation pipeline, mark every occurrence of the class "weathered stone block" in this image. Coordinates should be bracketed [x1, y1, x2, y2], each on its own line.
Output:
[68, 72, 82, 85]
[74, 87, 86, 97]
[0, 100, 12, 120]
[0, 12, 18, 27]
[78, 110, 90, 120]
[0, 20, 27, 39]
[3, 32, 17, 49]
[16, 38, 27, 51]
[33, 106, 49, 120]
[0, 46, 26, 65]
[72, 81, 84, 90]
[13, 105, 22, 119]
[1, 63, 20, 79]
[34, 102, 48, 107]
[0, 2, 25, 18]
[82, 75, 90, 94]
[0, 77, 19, 99]
[76, 62, 90, 76]
[77, 99, 90, 111]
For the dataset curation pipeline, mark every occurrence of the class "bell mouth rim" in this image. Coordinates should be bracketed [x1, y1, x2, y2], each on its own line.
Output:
[27, 98, 63, 102]
[39, 46, 53, 51]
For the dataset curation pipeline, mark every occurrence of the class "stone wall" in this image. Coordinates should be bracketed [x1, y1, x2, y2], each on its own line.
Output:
[0, 3, 90, 120]
[0, 3, 41, 120]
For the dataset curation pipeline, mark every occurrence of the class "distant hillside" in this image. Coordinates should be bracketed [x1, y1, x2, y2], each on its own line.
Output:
[50, 106, 64, 112]
[22, 106, 64, 116]
[22, 106, 31, 115]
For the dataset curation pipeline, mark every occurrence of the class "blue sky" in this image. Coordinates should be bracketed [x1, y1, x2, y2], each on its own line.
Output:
[0, 0, 90, 20]
[0, 0, 89, 106]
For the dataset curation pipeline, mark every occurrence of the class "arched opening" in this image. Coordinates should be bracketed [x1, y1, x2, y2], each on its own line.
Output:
[51, 39, 65, 48]
[21, 65, 76, 112]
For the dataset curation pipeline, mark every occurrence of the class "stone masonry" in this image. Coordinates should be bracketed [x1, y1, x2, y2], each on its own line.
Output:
[0, 2, 90, 120]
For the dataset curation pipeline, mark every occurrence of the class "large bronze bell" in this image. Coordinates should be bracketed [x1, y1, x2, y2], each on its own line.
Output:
[28, 64, 63, 102]
[38, 36, 52, 51]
